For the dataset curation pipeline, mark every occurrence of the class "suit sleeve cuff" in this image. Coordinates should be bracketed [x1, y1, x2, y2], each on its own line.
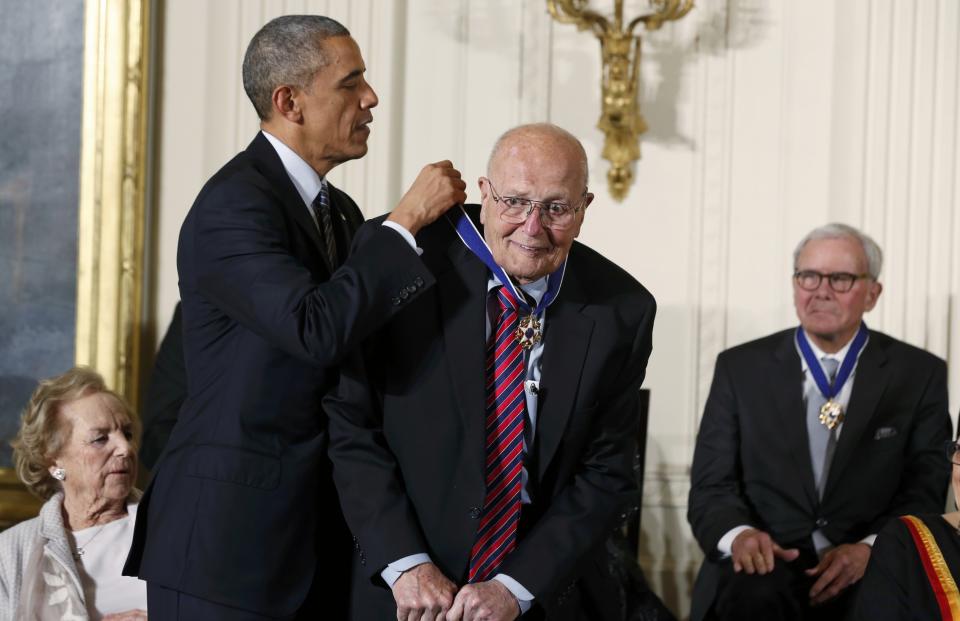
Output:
[380, 553, 433, 587]
[492, 574, 534, 614]
[381, 221, 423, 256]
[717, 525, 753, 558]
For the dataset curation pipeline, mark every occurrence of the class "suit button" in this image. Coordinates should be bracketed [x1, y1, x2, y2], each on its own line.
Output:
[399, 289, 410, 299]
[469, 507, 481, 519]
[406, 285, 417, 293]
[815, 517, 828, 528]
[414, 277, 425, 287]
[392, 297, 401, 306]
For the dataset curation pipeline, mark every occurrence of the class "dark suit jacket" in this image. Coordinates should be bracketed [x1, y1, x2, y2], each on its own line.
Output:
[853, 513, 960, 621]
[140, 302, 185, 471]
[687, 328, 951, 621]
[325, 207, 657, 619]
[124, 133, 434, 616]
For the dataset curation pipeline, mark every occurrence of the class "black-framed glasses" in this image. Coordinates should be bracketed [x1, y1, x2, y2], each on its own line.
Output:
[483, 177, 586, 231]
[945, 440, 960, 466]
[793, 270, 872, 293]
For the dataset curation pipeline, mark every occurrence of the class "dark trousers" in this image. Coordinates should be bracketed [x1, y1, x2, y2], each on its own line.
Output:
[712, 548, 858, 621]
[148, 577, 344, 621]
[148, 584, 282, 621]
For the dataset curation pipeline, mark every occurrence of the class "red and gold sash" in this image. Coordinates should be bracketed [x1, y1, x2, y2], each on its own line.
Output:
[901, 515, 960, 620]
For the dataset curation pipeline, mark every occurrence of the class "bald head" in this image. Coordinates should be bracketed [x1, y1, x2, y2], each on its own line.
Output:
[487, 123, 589, 192]
[479, 123, 594, 284]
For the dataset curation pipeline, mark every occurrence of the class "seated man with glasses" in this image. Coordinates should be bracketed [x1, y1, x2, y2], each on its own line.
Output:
[688, 223, 951, 621]
[325, 123, 657, 620]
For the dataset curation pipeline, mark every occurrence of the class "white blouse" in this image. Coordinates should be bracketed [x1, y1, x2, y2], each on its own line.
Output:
[69, 503, 147, 618]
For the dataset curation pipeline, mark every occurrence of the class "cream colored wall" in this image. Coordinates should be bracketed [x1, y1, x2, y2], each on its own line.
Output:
[153, 1, 960, 617]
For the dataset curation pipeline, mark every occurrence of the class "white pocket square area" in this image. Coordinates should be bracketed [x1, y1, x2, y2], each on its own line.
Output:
[874, 427, 898, 440]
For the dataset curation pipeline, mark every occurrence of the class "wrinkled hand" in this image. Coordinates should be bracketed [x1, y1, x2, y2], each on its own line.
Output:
[731, 528, 800, 575]
[103, 610, 147, 621]
[388, 160, 467, 235]
[446, 580, 519, 621]
[806, 542, 871, 605]
[392, 562, 457, 621]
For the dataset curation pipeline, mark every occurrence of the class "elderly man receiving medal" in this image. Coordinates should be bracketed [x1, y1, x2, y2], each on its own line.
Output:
[325, 123, 656, 620]
[688, 223, 951, 621]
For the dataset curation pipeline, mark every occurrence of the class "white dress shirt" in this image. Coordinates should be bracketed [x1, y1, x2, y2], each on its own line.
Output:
[260, 130, 418, 252]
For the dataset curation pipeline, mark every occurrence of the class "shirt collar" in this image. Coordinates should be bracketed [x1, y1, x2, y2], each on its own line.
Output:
[261, 130, 324, 207]
[797, 329, 866, 372]
[487, 274, 549, 306]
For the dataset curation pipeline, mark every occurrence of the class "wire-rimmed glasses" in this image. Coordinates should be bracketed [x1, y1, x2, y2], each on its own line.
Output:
[483, 177, 586, 231]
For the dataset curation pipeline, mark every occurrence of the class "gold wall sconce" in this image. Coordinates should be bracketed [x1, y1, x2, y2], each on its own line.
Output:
[547, 0, 693, 201]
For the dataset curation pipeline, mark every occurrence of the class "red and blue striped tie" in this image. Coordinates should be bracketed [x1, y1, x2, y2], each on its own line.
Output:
[468, 286, 526, 582]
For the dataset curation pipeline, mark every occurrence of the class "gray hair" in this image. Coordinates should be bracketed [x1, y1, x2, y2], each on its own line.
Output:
[793, 223, 884, 280]
[11, 366, 140, 500]
[487, 123, 590, 189]
[242, 15, 351, 120]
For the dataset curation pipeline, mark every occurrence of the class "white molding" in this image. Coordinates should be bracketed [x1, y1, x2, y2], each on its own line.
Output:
[519, 2, 553, 123]
[692, 0, 734, 428]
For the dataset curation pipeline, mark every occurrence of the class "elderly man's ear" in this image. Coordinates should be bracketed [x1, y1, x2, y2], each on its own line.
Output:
[477, 177, 491, 224]
[583, 192, 595, 210]
[477, 177, 490, 201]
[864, 281, 883, 311]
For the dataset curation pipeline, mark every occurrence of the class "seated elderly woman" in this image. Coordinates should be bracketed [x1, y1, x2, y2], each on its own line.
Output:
[0, 366, 147, 620]
[854, 435, 960, 620]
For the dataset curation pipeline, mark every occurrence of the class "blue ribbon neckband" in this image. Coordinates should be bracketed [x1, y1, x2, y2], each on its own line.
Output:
[795, 322, 869, 430]
[446, 206, 566, 349]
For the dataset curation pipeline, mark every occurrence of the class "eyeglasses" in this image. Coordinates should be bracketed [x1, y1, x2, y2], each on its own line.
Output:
[483, 178, 586, 231]
[945, 440, 960, 466]
[793, 270, 873, 293]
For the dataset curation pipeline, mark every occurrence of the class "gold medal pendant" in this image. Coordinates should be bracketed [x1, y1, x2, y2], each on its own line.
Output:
[515, 314, 542, 350]
[819, 400, 844, 430]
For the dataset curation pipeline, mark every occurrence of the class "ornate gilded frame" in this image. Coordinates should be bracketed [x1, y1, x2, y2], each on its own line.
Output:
[76, 0, 151, 403]
[0, 0, 152, 528]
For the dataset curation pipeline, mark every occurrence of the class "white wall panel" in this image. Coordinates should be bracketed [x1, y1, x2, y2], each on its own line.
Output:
[153, 1, 960, 617]
[401, 1, 472, 187]
[926, 0, 958, 365]
[518, 2, 554, 123]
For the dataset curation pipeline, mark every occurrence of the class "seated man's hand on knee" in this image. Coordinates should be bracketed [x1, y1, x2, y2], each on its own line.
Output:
[731, 528, 800, 575]
[805, 542, 871, 605]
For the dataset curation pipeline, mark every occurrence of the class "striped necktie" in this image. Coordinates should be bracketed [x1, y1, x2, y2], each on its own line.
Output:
[312, 181, 339, 269]
[468, 286, 526, 582]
